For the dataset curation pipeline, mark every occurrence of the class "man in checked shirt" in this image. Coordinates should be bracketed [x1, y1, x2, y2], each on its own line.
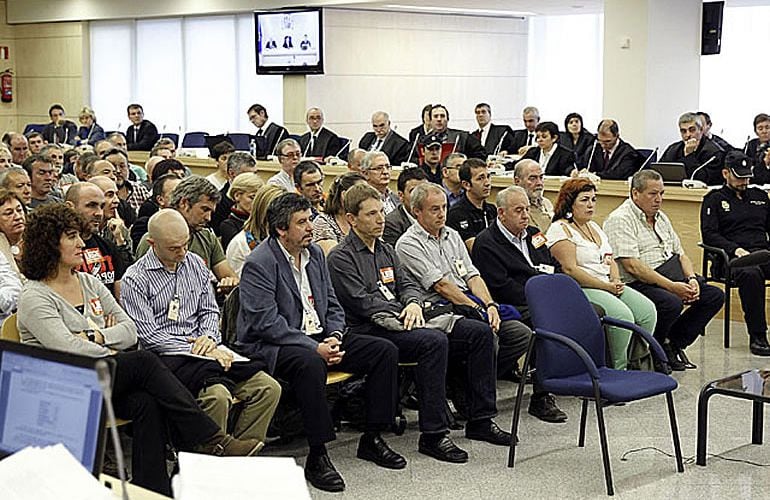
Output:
[121, 209, 280, 445]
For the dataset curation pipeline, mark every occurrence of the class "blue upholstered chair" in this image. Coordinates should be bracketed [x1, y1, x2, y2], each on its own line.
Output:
[181, 131, 208, 148]
[508, 274, 684, 496]
[159, 132, 179, 147]
[227, 133, 252, 151]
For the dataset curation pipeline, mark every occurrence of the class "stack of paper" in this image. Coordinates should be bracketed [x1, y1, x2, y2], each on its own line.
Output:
[0, 444, 111, 500]
[172, 452, 311, 500]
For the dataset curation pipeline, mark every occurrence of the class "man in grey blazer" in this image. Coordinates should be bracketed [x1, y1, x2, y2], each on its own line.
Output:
[236, 193, 404, 493]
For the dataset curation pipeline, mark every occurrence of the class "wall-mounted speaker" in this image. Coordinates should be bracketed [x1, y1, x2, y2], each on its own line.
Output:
[702, 1, 724, 55]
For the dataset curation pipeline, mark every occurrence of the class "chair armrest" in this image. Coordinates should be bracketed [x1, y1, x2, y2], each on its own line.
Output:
[535, 328, 601, 379]
[600, 316, 667, 363]
[698, 241, 730, 265]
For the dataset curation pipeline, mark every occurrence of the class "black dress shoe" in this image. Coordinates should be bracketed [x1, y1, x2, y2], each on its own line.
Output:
[528, 394, 568, 423]
[663, 343, 686, 371]
[304, 453, 345, 492]
[676, 347, 697, 369]
[418, 434, 468, 463]
[750, 340, 770, 356]
[465, 420, 513, 446]
[356, 434, 407, 469]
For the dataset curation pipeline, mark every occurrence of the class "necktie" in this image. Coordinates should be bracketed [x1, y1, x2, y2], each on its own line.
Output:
[134, 126, 139, 142]
[373, 138, 383, 151]
[257, 129, 264, 136]
[473, 129, 482, 140]
[602, 150, 610, 170]
[527, 133, 534, 146]
[309, 135, 316, 155]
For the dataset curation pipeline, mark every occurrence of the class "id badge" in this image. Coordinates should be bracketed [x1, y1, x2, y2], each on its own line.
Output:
[378, 280, 396, 301]
[536, 264, 555, 274]
[167, 297, 180, 322]
[454, 259, 468, 277]
[531, 232, 547, 249]
[89, 298, 103, 316]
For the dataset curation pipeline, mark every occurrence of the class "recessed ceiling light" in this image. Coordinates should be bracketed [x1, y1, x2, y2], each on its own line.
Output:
[384, 4, 535, 17]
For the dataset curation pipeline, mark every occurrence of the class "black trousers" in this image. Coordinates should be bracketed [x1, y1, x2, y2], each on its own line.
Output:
[272, 333, 398, 446]
[111, 351, 221, 496]
[630, 277, 724, 349]
[732, 263, 770, 339]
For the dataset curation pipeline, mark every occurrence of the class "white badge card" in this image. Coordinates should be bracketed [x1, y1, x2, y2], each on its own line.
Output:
[536, 264, 555, 274]
[378, 280, 396, 301]
[167, 297, 180, 322]
[454, 259, 468, 277]
[531, 232, 547, 249]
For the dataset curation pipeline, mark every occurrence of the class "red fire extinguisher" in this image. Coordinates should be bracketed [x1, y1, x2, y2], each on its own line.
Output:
[1, 69, 12, 103]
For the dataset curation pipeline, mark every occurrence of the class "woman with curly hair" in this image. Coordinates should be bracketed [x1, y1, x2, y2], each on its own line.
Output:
[17, 203, 262, 495]
[545, 178, 657, 370]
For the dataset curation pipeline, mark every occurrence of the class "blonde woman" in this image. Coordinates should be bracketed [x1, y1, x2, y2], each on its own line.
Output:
[226, 184, 285, 276]
[219, 172, 264, 249]
[76, 106, 106, 145]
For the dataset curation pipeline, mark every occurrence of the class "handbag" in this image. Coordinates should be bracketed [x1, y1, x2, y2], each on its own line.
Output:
[654, 254, 686, 282]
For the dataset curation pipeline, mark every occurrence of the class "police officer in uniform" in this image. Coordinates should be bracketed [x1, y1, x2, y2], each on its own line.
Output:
[700, 151, 770, 356]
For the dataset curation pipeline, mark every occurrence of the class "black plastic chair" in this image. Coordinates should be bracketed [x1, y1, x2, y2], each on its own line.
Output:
[508, 274, 683, 496]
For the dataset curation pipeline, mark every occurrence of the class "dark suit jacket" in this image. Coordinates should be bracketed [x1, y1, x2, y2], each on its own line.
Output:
[299, 127, 342, 158]
[236, 237, 346, 373]
[254, 122, 288, 159]
[471, 223, 559, 307]
[359, 130, 410, 165]
[660, 137, 724, 185]
[42, 121, 78, 146]
[408, 128, 487, 163]
[745, 138, 770, 185]
[559, 130, 595, 168]
[383, 204, 413, 247]
[510, 129, 536, 152]
[583, 139, 643, 180]
[126, 120, 160, 151]
[471, 124, 515, 155]
[519, 144, 577, 176]
[408, 124, 430, 144]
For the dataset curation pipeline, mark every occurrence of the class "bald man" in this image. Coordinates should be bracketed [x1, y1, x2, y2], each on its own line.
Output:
[358, 111, 410, 165]
[298, 107, 343, 158]
[85, 159, 116, 181]
[65, 182, 130, 297]
[121, 209, 281, 446]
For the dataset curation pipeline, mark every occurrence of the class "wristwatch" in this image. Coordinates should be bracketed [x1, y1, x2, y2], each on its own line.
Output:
[486, 302, 499, 310]
[687, 275, 697, 282]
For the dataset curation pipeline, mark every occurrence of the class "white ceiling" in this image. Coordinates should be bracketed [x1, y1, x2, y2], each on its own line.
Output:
[329, 0, 604, 17]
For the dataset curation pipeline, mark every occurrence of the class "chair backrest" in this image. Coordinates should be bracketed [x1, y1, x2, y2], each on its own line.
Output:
[1, 313, 20, 342]
[23, 124, 45, 135]
[182, 131, 209, 148]
[524, 274, 607, 380]
[637, 148, 658, 164]
[227, 133, 252, 151]
[159, 132, 179, 147]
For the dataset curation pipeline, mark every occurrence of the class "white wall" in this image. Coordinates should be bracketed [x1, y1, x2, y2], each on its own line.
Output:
[306, 9, 528, 142]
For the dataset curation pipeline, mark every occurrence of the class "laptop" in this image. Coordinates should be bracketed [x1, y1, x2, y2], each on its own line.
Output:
[649, 162, 687, 184]
[0, 340, 111, 476]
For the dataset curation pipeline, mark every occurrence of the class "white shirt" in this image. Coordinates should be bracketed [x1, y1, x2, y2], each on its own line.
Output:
[496, 219, 533, 267]
[539, 143, 559, 172]
[277, 241, 322, 335]
[546, 220, 614, 281]
[267, 169, 295, 193]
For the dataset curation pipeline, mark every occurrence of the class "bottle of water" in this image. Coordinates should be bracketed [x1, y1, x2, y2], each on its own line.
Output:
[249, 138, 257, 158]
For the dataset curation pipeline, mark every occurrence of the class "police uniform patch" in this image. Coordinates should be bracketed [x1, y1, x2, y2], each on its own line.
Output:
[721, 200, 730, 212]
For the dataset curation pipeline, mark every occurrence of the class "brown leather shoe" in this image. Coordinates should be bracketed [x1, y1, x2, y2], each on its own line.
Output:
[194, 433, 263, 456]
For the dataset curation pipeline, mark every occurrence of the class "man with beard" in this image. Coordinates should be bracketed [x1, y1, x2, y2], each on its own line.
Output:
[513, 159, 553, 232]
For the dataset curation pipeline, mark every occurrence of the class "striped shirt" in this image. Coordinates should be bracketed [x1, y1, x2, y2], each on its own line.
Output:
[120, 248, 220, 354]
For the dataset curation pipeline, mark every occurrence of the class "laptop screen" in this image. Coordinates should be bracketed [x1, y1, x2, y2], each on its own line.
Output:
[0, 341, 107, 475]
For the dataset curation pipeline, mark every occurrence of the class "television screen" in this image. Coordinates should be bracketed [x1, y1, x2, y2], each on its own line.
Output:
[255, 8, 324, 75]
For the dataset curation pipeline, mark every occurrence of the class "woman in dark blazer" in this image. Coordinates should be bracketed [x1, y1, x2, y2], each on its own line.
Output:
[518, 121, 577, 176]
[559, 113, 595, 168]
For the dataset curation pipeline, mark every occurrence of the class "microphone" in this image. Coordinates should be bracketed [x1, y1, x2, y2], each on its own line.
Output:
[636, 146, 659, 172]
[270, 128, 287, 158]
[302, 136, 312, 157]
[334, 138, 351, 159]
[96, 360, 129, 500]
[450, 135, 459, 154]
[682, 155, 716, 189]
[743, 135, 751, 154]
[493, 130, 509, 156]
[406, 134, 420, 165]
[585, 139, 598, 172]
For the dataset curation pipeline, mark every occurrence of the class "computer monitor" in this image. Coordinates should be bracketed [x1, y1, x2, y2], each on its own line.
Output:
[0, 340, 110, 476]
[649, 162, 687, 184]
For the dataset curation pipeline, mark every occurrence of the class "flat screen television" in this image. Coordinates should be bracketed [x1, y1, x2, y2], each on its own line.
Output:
[255, 8, 324, 75]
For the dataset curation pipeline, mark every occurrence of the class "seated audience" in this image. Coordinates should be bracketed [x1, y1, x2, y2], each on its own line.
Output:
[510, 106, 540, 155]
[247, 103, 288, 159]
[131, 173, 182, 249]
[582, 119, 643, 180]
[17, 203, 262, 496]
[559, 112, 595, 168]
[660, 111, 724, 185]
[41, 103, 78, 146]
[312, 171, 366, 254]
[88, 175, 133, 255]
[419, 134, 444, 184]
[471, 102, 515, 156]
[446, 158, 495, 251]
[0, 145, 12, 170]
[361, 151, 400, 215]
[294, 160, 325, 218]
[347, 147, 366, 172]
[210, 152, 257, 235]
[328, 184, 511, 464]
[604, 170, 724, 371]
[359, 111, 410, 165]
[27, 132, 45, 155]
[220, 172, 263, 250]
[0, 166, 32, 209]
[0, 250, 19, 321]
[126, 103, 160, 151]
[299, 107, 342, 159]
[514, 121, 577, 176]
[700, 151, 770, 356]
[382, 166, 428, 247]
[745, 112, 770, 185]
[84, 158, 116, 181]
[8, 133, 29, 165]
[236, 193, 405, 493]
[441, 152, 466, 207]
[105, 148, 151, 213]
[206, 140, 236, 190]
[545, 178, 657, 369]
[408, 104, 433, 144]
[23, 154, 61, 208]
[0, 188, 24, 278]
[226, 184, 285, 276]
[513, 159, 553, 231]
[268, 138, 301, 193]
[410, 105, 485, 163]
[121, 209, 281, 444]
[75, 105, 106, 145]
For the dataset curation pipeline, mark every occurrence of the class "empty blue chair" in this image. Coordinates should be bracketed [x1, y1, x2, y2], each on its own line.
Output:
[181, 132, 208, 148]
[159, 132, 179, 147]
[638, 148, 658, 164]
[508, 274, 683, 496]
[23, 124, 45, 135]
[227, 133, 252, 151]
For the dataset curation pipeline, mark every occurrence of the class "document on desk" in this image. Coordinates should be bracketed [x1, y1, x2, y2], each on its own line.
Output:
[163, 345, 251, 362]
[0, 444, 111, 500]
[173, 452, 311, 500]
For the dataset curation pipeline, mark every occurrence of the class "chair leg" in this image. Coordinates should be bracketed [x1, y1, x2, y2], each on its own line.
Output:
[578, 398, 589, 447]
[665, 392, 685, 473]
[508, 335, 535, 468]
[593, 386, 614, 496]
[724, 283, 731, 349]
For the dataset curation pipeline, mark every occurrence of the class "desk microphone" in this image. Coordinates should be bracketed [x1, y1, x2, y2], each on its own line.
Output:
[334, 139, 351, 159]
[682, 155, 716, 189]
[585, 139, 598, 172]
[450, 135, 459, 154]
[302, 135, 312, 158]
[270, 128, 287, 158]
[743, 135, 751, 154]
[406, 134, 420, 164]
[636, 146, 659, 172]
[493, 130, 508, 156]
[96, 360, 129, 500]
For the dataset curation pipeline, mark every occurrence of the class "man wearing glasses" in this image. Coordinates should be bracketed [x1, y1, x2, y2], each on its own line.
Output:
[361, 151, 400, 215]
[268, 138, 302, 193]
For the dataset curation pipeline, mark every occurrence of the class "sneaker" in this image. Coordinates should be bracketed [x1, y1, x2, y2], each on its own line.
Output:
[194, 432, 263, 456]
[528, 394, 567, 423]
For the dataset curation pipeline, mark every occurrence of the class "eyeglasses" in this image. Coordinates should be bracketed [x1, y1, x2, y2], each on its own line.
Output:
[280, 151, 301, 159]
[366, 164, 392, 173]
